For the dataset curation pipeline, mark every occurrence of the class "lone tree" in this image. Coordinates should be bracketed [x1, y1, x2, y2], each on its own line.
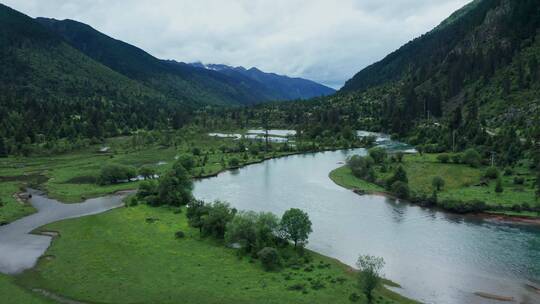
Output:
[432, 176, 445, 191]
[280, 208, 312, 249]
[356, 255, 385, 304]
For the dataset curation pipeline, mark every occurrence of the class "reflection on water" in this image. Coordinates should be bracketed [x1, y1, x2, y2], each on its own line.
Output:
[194, 148, 540, 304]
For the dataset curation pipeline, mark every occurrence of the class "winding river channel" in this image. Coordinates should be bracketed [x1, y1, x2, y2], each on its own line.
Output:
[1, 134, 539, 304]
[194, 148, 540, 304]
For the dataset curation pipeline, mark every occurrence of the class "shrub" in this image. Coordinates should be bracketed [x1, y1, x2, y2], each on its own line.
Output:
[463, 149, 481, 167]
[192, 147, 201, 156]
[437, 154, 450, 163]
[139, 165, 156, 180]
[484, 167, 499, 179]
[438, 199, 487, 213]
[175, 231, 185, 239]
[432, 176, 445, 191]
[258, 247, 281, 271]
[451, 153, 462, 164]
[391, 181, 410, 199]
[495, 177, 504, 193]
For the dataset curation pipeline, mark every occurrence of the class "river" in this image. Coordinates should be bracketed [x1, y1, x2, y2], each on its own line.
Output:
[0, 189, 132, 274]
[193, 148, 540, 304]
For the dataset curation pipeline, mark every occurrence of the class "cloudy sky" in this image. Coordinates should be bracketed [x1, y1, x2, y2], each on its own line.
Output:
[4, 0, 472, 89]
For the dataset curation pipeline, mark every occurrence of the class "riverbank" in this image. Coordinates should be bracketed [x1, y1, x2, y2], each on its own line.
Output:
[329, 153, 539, 221]
[11, 204, 418, 304]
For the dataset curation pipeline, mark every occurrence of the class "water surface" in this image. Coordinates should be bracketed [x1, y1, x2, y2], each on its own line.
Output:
[0, 189, 131, 274]
[194, 149, 540, 304]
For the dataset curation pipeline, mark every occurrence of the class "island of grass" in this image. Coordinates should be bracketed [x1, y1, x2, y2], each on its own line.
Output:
[330, 152, 539, 218]
[10, 205, 416, 304]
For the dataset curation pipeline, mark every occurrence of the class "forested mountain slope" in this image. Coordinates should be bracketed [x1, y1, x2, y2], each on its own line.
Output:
[339, 0, 540, 135]
[0, 4, 183, 147]
[190, 63, 336, 100]
[36, 18, 278, 106]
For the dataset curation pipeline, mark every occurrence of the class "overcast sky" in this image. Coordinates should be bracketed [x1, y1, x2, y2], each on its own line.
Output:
[4, 0, 471, 89]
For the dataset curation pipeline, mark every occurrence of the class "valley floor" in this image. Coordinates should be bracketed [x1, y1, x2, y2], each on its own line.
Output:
[8, 205, 416, 304]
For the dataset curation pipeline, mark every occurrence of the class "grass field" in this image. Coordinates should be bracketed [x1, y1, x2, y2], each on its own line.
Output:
[330, 153, 539, 216]
[13, 205, 416, 304]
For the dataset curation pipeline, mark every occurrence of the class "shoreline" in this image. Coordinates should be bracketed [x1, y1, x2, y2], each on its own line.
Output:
[329, 166, 540, 226]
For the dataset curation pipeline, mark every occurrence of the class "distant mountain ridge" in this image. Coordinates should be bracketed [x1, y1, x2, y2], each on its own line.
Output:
[190, 62, 336, 100]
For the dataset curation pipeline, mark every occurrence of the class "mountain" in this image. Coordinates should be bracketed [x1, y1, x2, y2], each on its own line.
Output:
[0, 3, 182, 143]
[35, 18, 280, 106]
[190, 62, 336, 100]
[339, 0, 540, 135]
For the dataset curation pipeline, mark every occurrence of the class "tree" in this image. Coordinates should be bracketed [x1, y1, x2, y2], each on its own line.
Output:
[463, 148, 481, 168]
[280, 208, 312, 249]
[0, 137, 7, 157]
[386, 166, 408, 189]
[97, 164, 137, 185]
[225, 211, 258, 253]
[356, 255, 385, 304]
[139, 165, 156, 180]
[202, 201, 236, 239]
[254, 212, 280, 250]
[432, 176, 445, 191]
[368, 147, 387, 164]
[186, 200, 209, 235]
[176, 154, 195, 172]
[137, 180, 158, 200]
[391, 181, 410, 199]
[157, 164, 193, 206]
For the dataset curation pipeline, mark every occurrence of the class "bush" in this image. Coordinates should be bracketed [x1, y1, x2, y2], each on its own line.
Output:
[349, 293, 360, 302]
[391, 181, 410, 199]
[432, 176, 445, 191]
[229, 157, 240, 167]
[495, 177, 504, 193]
[513, 177, 525, 185]
[175, 231, 185, 239]
[484, 167, 499, 179]
[438, 199, 487, 213]
[437, 154, 450, 163]
[97, 164, 137, 185]
[463, 149, 481, 167]
[258, 247, 281, 271]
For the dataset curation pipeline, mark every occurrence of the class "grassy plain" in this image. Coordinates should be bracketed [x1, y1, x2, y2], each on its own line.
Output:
[330, 153, 539, 216]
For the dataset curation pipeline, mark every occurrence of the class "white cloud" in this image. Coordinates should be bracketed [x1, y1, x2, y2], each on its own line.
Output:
[4, 0, 472, 89]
